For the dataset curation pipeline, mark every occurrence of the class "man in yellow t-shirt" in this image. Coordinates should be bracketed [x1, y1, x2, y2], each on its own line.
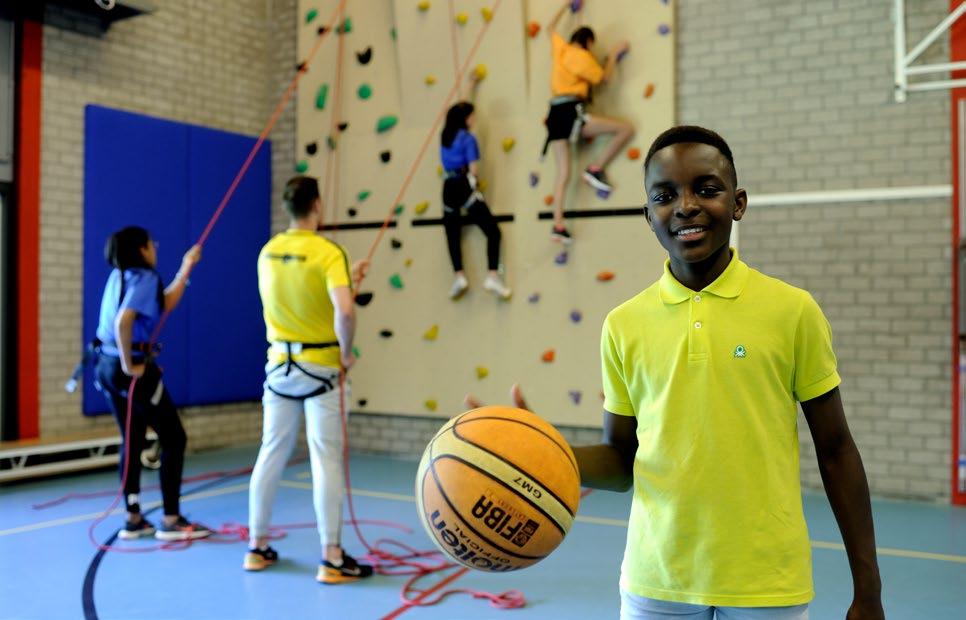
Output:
[245, 175, 374, 585]
[542, 0, 634, 244]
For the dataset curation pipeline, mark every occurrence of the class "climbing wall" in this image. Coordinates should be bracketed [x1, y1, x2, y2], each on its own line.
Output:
[296, 0, 675, 427]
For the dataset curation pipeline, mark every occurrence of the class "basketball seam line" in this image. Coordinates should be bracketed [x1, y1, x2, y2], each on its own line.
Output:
[453, 414, 580, 477]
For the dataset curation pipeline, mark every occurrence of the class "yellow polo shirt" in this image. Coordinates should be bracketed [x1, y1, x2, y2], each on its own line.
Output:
[257, 229, 351, 368]
[601, 251, 840, 607]
[551, 32, 604, 98]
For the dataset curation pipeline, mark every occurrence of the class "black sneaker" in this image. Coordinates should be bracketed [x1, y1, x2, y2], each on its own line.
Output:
[551, 226, 573, 245]
[243, 546, 279, 571]
[316, 552, 374, 584]
[582, 167, 613, 192]
[154, 516, 212, 541]
[118, 517, 156, 540]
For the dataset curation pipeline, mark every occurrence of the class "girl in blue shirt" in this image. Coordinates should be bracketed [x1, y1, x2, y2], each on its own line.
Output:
[94, 226, 211, 541]
[440, 101, 511, 300]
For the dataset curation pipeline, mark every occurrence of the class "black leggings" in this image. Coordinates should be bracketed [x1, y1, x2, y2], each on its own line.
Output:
[95, 355, 186, 516]
[442, 175, 502, 272]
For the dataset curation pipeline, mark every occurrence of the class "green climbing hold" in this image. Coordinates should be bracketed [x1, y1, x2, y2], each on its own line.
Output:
[357, 190, 371, 202]
[358, 83, 372, 100]
[338, 17, 352, 34]
[306, 8, 318, 23]
[376, 115, 398, 133]
[295, 160, 308, 173]
[389, 274, 404, 289]
[390, 27, 397, 40]
[315, 84, 329, 110]
[326, 135, 337, 150]
[394, 204, 404, 215]
[352, 346, 361, 358]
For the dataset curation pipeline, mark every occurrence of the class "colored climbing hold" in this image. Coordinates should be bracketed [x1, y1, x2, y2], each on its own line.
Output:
[423, 324, 439, 341]
[527, 21, 541, 38]
[543, 194, 554, 206]
[425, 74, 437, 85]
[348, 208, 357, 218]
[456, 11, 468, 25]
[529, 172, 539, 187]
[555, 251, 568, 265]
[414, 201, 429, 214]
[390, 27, 397, 40]
[393, 204, 404, 215]
[317, 26, 328, 37]
[338, 17, 353, 34]
[381, 150, 392, 163]
[475, 366, 489, 379]
[644, 83, 655, 99]
[425, 399, 438, 412]
[295, 160, 308, 173]
[568, 390, 582, 405]
[326, 135, 337, 150]
[541, 349, 556, 363]
[376, 115, 398, 133]
[389, 273, 404, 289]
[305, 8, 318, 23]
[356, 46, 372, 65]
[658, 23, 671, 35]
[358, 83, 372, 100]
[481, 7, 493, 22]
[436, 164, 444, 177]
[357, 190, 371, 202]
[570, 310, 582, 323]
[473, 64, 487, 81]
[315, 84, 329, 109]
[597, 271, 616, 282]
[528, 292, 540, 303]
[417, 0, 430, 11]
[358, 399, 368, 407]
[478, 179, 488, 191]
[596, 188, 611, 199]
[379, 329, 393, 338]
[337, 121, 349, 131]
[627, 147, 641, 160]
[352, 346, 361, 358]
[405, 258, 413, 267]
[355, 292, 373, 306]
[616, 46, 630, 63]
[502, 138, 515, 152]
[570, 0, 583, 13]
[306, 142, 318, 155]
[390, 238, 403, 249]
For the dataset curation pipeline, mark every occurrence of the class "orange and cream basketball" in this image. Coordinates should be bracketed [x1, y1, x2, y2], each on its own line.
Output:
[415, 406, 581, 572]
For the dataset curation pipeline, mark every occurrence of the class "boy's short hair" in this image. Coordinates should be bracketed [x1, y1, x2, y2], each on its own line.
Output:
[644, 125, 737, 185]
[570, 26, 595, 48]
[283, 176, 320, 219]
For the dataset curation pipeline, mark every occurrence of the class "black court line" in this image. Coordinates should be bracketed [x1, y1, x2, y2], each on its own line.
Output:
[537, 207, 645, 220]
[411, 214, 514, 227]
[320, 221, 399, 231]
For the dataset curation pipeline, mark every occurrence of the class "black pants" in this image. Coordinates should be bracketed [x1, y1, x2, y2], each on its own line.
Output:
[95, 354, 186, 516]
[442, 175, 501, 272]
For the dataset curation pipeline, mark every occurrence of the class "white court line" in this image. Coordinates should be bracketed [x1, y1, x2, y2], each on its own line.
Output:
[0, 483, 250, 538]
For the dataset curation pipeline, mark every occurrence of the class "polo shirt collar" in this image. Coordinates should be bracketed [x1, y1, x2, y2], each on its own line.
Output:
[658, 249, 749, 305]
[285, 228, 316, 236]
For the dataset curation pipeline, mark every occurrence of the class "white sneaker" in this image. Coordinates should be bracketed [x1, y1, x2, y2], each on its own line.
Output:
[449, 274, 469, 300]
[483, 275, 512, 300]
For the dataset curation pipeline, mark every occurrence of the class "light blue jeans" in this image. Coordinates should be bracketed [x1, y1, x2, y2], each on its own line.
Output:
[620, 590, 809, 620]
[248, 361, 348, 551]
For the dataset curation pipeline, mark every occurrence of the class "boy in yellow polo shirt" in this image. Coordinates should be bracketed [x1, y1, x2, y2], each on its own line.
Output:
[472, 127, 884, 618]
[244, 176, 373, 584]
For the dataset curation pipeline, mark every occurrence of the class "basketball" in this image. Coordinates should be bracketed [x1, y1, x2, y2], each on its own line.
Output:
[415, 406, 581, 572]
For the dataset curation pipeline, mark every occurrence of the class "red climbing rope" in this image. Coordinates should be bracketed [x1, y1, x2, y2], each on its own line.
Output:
[322, 2, 348, 232]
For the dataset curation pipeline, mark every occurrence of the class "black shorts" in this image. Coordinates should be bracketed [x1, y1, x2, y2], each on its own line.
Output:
[544, 99, 586, 143]
[442, 174, 477, 211]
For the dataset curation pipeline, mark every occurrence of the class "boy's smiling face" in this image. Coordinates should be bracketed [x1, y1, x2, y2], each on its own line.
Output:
[644, 143, 747, 269]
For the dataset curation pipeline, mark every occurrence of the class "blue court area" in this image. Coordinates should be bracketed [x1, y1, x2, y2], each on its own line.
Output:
[0, 447, 963, 619]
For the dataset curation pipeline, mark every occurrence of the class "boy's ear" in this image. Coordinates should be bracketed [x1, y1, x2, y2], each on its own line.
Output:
[643, 206, 655, 231]
[733, 189, 748, 222]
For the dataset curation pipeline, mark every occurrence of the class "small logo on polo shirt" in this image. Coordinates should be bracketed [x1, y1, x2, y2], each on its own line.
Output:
[734, 345, 747, 358]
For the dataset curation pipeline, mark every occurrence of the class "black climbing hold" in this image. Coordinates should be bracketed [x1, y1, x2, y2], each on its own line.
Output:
[356, 46, 372, 65]
[355, 292, 374, 306]
[379, 329, 393, 338]
[380, 150, 391, 163]
[348, 208, 357, 217]
[337, 122, 349, 132]
[358, 399, 368, 407]
[306, 142, 318, 155]
[318, 26, 329, 36]
[295, 61, 307, 72]
[390, 238, 402, 249]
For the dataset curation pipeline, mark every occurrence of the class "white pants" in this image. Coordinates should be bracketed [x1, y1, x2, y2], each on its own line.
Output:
[248, 361, 348, 550]
[620, 590, 809, 620]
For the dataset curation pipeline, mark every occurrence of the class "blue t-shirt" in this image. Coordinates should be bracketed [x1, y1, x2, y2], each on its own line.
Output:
[440, 130, 480, 172]
[96, 268, 163, 353]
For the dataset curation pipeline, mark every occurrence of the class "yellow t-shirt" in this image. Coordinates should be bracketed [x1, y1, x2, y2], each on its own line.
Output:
[257, 229, 352, 368]
[550, 32, 604, 98]
[601, 251, 840, 607]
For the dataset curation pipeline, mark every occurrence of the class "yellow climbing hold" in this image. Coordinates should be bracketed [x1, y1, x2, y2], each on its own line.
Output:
[424, 399, 438, 412]
[478, 179, 488, 191]
[481, 7, 493, 22]
[425, 74, 437, 85]
[405, 258, 413, 267]
[475, 366, 489, 379]
[423, 324, 439, 341]
[502, 137, 515, 152]
[417, 0, 430, 11]
[473, 64, 487, 81]
[414, 201, 429, 214]
[456, 11, 468, 25]
[436, 164, 444, 177]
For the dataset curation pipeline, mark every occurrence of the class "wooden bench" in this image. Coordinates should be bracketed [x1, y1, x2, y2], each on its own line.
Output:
[0, 429, 157, 482]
